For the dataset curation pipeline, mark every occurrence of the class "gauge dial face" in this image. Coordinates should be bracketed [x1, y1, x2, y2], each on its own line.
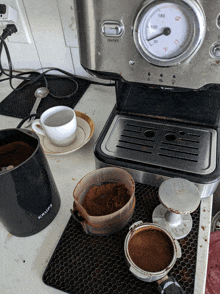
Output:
[133, 0, 206, 66]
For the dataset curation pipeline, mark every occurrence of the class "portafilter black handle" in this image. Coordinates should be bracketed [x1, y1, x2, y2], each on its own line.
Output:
[157, 276, 185, 294]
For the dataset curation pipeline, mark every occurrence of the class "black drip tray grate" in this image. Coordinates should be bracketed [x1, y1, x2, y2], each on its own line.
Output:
[102, 114, 216, 175]
[43, 183, 200, 294]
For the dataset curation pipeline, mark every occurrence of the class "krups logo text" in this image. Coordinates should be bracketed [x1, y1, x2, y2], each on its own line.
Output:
[38, 204, 53, 219]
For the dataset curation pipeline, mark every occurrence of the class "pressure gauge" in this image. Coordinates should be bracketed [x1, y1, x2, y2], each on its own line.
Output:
[133, 0, 206, 66]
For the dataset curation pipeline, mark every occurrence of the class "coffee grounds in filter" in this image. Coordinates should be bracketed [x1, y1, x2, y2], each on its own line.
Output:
[81, 183, 131, 216]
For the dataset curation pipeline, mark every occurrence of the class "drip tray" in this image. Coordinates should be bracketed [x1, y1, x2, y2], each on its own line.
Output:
[43, 183, 200, 294]
[101, 114, 217, 175]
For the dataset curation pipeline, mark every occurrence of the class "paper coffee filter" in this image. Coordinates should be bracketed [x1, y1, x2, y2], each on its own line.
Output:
[73, 167, 135, 227]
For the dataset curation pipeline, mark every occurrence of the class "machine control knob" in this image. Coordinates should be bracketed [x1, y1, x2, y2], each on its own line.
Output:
[101, 21, 124, 37]
[210, 42, 220, 59]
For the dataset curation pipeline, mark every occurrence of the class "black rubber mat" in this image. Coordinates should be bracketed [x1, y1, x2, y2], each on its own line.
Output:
[43, 182, 200, 294]
[0, 74, 90, 119]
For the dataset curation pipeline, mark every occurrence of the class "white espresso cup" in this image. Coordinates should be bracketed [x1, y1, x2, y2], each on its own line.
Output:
[32, 106, 77, 147]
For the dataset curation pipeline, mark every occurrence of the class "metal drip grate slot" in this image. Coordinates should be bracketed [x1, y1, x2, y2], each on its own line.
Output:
[43, 183, 200, 294]
[102, 115, 217, 175]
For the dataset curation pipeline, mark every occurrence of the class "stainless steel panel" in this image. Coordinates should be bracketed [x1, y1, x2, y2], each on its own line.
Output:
[75, 0, 220, 89]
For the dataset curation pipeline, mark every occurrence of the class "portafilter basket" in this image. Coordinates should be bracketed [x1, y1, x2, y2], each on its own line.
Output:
[124, 221, 185, 293]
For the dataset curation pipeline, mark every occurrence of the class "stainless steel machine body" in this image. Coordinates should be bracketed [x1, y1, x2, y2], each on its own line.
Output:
[75, 0, 220, 89]
[74, 0, 220, 198]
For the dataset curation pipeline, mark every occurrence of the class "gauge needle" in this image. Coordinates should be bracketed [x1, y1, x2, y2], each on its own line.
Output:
[147, 27, 171, 41]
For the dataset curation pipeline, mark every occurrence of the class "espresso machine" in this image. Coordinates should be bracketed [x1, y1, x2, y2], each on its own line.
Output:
[74, 0, 220, 198]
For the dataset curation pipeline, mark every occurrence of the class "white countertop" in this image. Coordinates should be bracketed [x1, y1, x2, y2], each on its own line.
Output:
[0, 78, 212, 294]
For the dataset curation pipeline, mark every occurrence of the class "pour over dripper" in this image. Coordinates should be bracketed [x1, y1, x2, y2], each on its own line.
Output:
[72, 167, 135, 235]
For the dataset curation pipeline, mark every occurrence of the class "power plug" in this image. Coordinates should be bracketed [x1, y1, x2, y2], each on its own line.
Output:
[1, 23, 17, 39]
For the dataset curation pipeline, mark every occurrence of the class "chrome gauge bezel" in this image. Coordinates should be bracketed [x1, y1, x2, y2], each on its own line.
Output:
[133, 0, 206, 67]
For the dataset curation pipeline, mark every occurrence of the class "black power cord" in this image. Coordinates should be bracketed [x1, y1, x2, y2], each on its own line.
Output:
[16, 113, 40, 129]
[0, 23, 116, 129]
[0, 24, 115, 99]
[0, 24, 18, 88]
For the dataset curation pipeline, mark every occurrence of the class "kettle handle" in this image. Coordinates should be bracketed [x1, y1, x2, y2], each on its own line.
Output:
[157, 276, 185, 294]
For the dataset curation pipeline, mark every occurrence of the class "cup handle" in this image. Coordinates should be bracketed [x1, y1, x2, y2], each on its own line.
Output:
[32, 120, 45, 136]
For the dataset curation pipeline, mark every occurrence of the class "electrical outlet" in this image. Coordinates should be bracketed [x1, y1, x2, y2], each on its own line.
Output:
[0, 3, 17, 21]
[0, 0, 31, 43]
